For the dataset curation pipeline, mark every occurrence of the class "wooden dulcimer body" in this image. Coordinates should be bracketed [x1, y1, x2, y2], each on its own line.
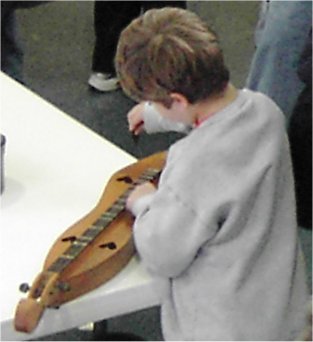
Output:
[14, 151, 167, 333]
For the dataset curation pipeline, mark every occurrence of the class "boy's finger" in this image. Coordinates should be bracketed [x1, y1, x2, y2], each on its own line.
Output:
[130, 120, 144, 134]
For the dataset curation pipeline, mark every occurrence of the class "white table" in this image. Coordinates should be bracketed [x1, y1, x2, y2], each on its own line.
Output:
[0, 73, 161, 341]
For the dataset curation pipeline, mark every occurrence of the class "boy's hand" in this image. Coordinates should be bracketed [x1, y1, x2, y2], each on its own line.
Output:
[126, 182, 156, 211]
[127, 102, 145, 135]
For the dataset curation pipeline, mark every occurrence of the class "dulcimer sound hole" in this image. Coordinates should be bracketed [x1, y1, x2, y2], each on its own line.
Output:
[61, 236, 76, 243]
[99, 242, 117, 250]
[116, 176, 133, 184]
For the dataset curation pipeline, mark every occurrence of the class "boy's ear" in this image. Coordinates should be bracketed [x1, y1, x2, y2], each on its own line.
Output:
[170, 93, 189, 108]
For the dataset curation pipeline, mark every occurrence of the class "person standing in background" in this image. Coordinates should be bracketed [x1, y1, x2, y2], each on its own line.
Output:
[1, 1, 48, 83]
[246, 0, 312, 124]
[88, 1, 186, 92]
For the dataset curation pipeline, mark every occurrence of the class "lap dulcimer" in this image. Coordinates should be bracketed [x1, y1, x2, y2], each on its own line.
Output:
[14, 151, 167, 333]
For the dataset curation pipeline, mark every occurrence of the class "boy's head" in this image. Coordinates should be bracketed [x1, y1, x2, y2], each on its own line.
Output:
[115, 7, 230, 107]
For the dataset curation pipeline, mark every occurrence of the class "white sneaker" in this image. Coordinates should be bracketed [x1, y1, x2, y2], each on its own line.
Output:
[88, 72, 120, 92]
[78, 322, 94, 331]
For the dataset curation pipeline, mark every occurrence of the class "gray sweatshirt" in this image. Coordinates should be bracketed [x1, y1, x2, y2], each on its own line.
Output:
[131, 90, 309, 340]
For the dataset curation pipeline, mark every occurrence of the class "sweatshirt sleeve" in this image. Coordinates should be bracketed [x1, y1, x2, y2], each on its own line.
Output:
[143, 102, 191, 134]
[132, 184, 218, 278]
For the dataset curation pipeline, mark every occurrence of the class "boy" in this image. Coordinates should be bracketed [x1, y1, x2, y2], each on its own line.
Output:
[115, 8, 309, 340]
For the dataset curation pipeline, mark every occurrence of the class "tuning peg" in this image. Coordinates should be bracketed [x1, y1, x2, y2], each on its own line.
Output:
[19, 283, 30, 293]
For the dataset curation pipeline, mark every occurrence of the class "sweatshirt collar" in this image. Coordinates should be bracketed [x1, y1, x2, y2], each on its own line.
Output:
[193, 89, 247, 128]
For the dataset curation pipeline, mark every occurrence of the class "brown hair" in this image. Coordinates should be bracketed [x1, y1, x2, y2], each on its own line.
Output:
[115, 7, 230, 106]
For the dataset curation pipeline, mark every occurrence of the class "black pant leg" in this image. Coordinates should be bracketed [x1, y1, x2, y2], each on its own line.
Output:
[288, 87, 312, 228]
[1, 2, 24, 82]
[92, 1, 141, 73]
[141, 1, 186, 11]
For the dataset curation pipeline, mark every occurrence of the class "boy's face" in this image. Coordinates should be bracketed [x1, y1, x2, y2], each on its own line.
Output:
[152, 94, 194, 126]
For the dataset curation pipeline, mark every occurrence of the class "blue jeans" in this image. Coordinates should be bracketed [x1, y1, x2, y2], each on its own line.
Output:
[246, 0, 312, 123]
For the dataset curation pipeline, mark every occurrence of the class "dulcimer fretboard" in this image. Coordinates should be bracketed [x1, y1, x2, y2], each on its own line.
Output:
[47, 167, 161, 274]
